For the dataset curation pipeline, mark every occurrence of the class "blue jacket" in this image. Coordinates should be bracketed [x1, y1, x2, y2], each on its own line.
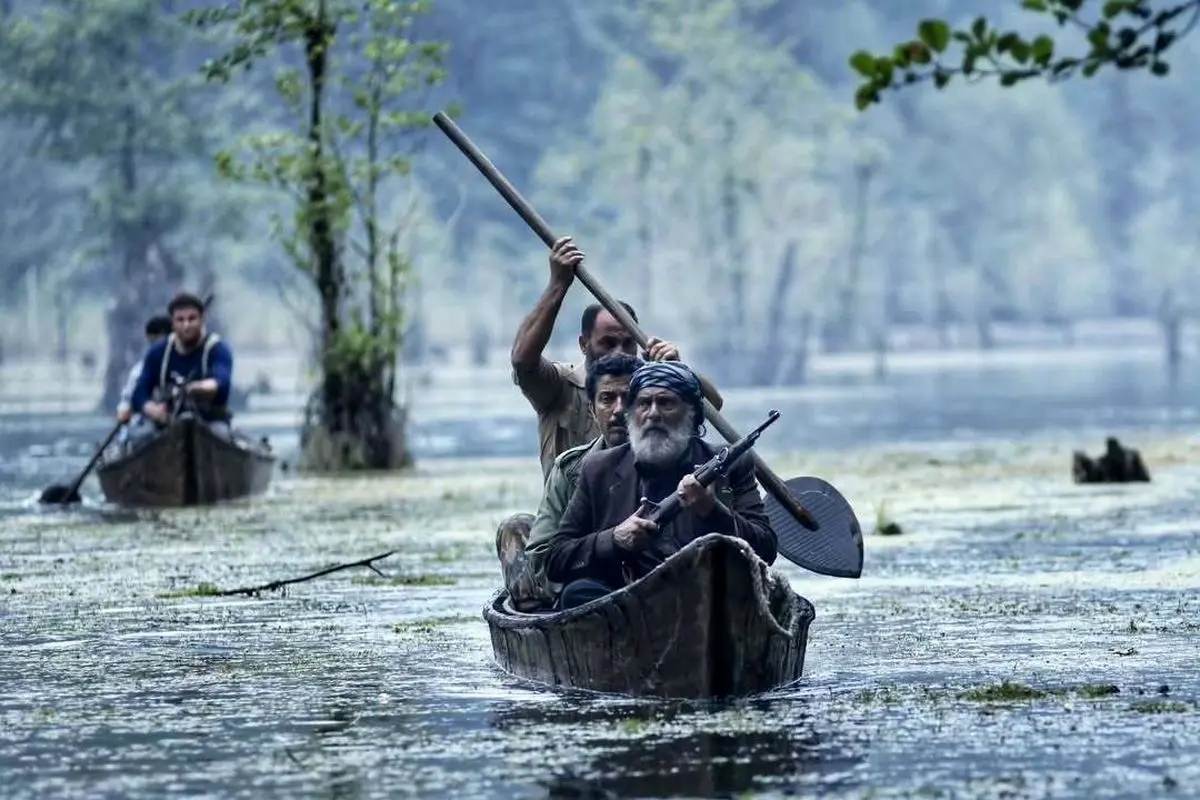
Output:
[130, 332, 234, 421]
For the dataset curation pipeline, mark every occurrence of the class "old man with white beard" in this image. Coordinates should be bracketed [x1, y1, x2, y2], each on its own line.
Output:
[544, 361, 777, 610]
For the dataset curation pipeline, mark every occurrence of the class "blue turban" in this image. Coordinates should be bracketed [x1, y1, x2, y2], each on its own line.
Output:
[627, 361, 704, 432]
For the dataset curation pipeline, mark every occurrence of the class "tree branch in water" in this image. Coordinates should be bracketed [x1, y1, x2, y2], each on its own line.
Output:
[214, 550, 396, 598]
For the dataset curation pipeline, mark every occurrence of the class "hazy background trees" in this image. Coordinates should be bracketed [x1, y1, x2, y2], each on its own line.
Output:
[2, 0, 1197, 402]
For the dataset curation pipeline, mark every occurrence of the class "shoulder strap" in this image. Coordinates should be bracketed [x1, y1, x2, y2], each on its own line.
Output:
[158, 334, 176, 388]
[201, 332, 221, 376]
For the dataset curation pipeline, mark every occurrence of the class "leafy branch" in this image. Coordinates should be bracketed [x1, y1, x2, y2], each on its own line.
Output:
[850, 0, 1200, 110]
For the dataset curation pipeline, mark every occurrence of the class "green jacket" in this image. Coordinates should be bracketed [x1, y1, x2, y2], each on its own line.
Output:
[525, 435, 606, 592]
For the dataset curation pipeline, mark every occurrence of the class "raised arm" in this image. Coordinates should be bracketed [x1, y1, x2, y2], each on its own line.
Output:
[510, 237, 581, 412]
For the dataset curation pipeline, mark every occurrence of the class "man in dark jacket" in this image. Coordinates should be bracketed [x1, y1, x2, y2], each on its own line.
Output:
[544, 361, 776, 609]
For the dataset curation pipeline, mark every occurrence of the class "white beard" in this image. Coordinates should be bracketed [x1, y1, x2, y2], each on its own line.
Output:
[629, 408, 694, 468]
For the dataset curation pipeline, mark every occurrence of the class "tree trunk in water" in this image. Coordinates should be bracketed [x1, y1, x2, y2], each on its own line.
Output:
[296, 8, 410, 472]
[99, 106, 156, 413]
[300, 355, 412, 470]
[824, 161, 873, 352]
[753, 242, 798, 386]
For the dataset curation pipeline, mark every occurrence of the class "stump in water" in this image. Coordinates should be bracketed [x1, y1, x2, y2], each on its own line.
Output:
[1072, 437, 1151, 484]
[298, 362, 412, 471]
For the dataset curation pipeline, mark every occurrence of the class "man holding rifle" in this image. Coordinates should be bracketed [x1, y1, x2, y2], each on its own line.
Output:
[544, 361, 776, 610]
[498, 236, 727, 608]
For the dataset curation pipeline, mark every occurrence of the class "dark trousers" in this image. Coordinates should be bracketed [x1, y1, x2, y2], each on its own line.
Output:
[557, 578, 618, 610]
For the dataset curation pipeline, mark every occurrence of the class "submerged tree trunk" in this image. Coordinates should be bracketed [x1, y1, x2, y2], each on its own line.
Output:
[823, 160, 874, 353]
[99, 104, 155, 413]
[753, 242, 798, 386]
[297, 6, 411, 472]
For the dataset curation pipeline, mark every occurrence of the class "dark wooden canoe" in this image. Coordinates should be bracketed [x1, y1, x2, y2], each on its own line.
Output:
[484, 533, 815, 699]
[96, 416, 275, 508]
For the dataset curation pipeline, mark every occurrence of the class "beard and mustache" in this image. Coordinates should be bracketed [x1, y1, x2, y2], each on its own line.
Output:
[628, 407, 695, 468]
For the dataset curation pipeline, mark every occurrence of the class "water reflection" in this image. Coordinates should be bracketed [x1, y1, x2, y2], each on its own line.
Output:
[491, 697, 865, 798]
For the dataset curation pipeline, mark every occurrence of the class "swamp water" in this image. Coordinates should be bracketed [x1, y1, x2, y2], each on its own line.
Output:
[1, 357, 1198, 798]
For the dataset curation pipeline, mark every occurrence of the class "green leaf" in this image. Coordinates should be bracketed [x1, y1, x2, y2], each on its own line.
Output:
[1102, 0, 1130, 17]
[1088, 24, 1111, 50]
[854, 85, 878, 111]
[971, 16, 987, 40]
[874, 56, 895, 86]
[908, 41, 932, 65]
[1010, 40, 1032, 63]
[1022, 0, 1048, 10]
[1031, 35, 1054, 64]
[933, 70, 952, 89]
[917, 19, 951, 53]
[849, 50, 878, 77]
[1150, 61, 1170, 76]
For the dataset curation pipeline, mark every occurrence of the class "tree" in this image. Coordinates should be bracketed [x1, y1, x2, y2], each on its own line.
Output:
[848, 1, 1197, 110]
[533, 0, 859, 386]
[188, 0, 452, 471]
[846, 0, 1196, 358]
[0, 0, 242, 409]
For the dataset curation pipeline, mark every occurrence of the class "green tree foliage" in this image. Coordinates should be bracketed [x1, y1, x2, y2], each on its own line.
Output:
[188, 0, 452, 470]
[0, 0, 244, 406]
[850, 1, 1197, 110]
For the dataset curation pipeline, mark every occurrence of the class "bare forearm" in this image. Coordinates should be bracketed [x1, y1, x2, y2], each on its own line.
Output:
[511, 279, 571, 373]
[189, 378, 219, 396]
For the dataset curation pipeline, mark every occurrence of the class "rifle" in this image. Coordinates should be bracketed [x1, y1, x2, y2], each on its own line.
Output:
[643, 409, 781, 528]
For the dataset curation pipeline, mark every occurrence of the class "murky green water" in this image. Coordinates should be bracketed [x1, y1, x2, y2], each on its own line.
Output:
[2, 426, 1197, 798]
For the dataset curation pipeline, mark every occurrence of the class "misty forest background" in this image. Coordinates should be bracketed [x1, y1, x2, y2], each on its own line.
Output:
[1, 0, 1196, 414]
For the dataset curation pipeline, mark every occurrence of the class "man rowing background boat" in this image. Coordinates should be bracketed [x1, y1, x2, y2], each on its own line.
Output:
[128, 292, 235, 447]
[497, 352, 642, 611]
[545, 361, 776, 610]
[509, 235, 723, 479]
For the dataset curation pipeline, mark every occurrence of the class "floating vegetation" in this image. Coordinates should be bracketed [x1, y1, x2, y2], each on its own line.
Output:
[156, 582, 222, 599]
[351, 574, 456, 587]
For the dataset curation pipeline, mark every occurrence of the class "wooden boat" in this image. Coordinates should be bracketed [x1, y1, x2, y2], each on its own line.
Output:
[484, 533, 815, 699]
[96, 415, 275, 507]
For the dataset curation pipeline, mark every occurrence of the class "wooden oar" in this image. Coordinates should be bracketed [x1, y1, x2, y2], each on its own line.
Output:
[432, 111, 864, 579]
[38, 421, 123, 505]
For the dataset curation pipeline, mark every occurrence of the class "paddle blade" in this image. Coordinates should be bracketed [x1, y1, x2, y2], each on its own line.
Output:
[764, 476, 863, 579]
[38, 484, 81, 505]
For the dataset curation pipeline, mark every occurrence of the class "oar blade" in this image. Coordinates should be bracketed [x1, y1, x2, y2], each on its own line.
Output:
[38, 484, 81, 505]
[765, 476, 863, 578]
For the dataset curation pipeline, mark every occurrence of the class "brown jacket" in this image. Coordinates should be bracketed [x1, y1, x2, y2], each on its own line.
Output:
[544, 439, 776, 588]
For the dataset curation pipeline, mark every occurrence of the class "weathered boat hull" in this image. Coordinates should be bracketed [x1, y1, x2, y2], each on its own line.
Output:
[96, 417, 275, 508]
[484, 533, 815, 699]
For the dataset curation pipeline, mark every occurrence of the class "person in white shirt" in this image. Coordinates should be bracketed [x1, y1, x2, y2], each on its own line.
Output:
[117, 315, 172, 449]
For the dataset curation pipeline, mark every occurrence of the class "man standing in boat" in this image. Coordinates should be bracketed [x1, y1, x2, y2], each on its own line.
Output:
[499, 352, 643, 610]
[128, 292, 235, 443]
[510, 235, 724, 478]
[115, 314, 173, 451]
[544, 361, 776, 610]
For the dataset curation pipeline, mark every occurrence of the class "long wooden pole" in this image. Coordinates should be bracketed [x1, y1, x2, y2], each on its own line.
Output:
[433, 112, 818, 532]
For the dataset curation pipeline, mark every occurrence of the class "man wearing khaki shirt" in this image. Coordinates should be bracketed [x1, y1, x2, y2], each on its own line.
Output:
[510, 235, 721, 478]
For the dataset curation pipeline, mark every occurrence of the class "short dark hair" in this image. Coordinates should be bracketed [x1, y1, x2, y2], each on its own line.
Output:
[580, 301, 638, 337]
[145, 315, 172, 336]
[167, 292, 205, 315]
[586, 353, 643, 402]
